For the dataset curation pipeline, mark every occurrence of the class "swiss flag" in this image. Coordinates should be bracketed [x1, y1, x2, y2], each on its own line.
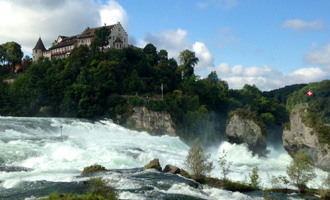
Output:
[307, 91, 313, 96]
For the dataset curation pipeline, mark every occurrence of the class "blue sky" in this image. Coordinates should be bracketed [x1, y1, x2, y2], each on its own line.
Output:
[1, 0, 329, 90]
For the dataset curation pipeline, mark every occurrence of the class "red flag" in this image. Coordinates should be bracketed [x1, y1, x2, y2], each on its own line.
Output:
[307, 91, 313, 96]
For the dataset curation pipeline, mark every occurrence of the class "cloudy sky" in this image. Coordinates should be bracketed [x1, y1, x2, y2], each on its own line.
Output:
[1, 0, 329, 91]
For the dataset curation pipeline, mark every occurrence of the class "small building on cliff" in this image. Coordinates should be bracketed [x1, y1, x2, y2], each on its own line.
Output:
[32, 22, 128, 61]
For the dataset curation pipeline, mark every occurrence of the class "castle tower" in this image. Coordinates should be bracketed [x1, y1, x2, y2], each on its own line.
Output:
[32, 37, 47, 62]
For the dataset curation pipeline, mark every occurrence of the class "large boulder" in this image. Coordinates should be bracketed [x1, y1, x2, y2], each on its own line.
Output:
[143, 158, 162, 171]
[163, 164, 181, 174]
[226, 110, 267, 155]
[127, 106, 176, 136]
[283, 104, 330, 171]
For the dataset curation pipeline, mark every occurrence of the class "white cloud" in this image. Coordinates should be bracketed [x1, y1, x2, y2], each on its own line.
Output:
[0, 0, 129, 56]
[139, 29, 191, 60]
[243, 65, 272, 77]
[282, 19, 324, 31]
[304, 43, 330, 70]
[285, 67, 328, 83]
[100, 0, 129, 32]
[208, 63, 329, 91]
[198, 0, 237, 10]
[140, 29, 215, 75]
[192, 42, 214, 70]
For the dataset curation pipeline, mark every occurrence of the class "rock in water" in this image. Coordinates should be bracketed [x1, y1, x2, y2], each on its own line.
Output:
[283, 104, 330, 171]
[81, 164, 107, 176]
[143, 158, 162, 171]
[226, 110, 267, 155]
[163, 165, 181, 174]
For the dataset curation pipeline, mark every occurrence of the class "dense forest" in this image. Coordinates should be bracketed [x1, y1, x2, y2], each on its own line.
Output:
[1, 35, 328, 145]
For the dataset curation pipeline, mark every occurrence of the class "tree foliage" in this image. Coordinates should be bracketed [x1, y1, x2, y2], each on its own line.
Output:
[184, 139, 214, 182]
[179, 49, 199, 79]
[92, 26, 111, 53]
[218, 150, 232, 180]
[4, 42, 23, 68]
[286, 149, 316, 192]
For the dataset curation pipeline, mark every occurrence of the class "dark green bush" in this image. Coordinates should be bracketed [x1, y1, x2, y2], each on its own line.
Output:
[128, 96, 144, 107]
[147, 100, 168, 111]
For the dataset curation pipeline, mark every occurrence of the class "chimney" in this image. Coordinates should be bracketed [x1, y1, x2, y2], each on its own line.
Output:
[104, 23, 106, 26]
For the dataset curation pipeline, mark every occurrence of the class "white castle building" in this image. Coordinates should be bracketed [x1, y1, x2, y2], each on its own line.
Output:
[33, 22, 128, 61]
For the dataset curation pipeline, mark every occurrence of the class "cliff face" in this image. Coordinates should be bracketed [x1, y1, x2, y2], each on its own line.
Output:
[127, 106, 176, 136]
[283, 104, 330, 171]
[226, 114, 267, 155]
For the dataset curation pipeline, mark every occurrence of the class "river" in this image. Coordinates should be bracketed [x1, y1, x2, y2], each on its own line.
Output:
[0, 117, 327, 199]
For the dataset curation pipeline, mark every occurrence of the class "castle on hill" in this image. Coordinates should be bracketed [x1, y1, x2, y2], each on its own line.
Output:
[32, 22, 128, 61]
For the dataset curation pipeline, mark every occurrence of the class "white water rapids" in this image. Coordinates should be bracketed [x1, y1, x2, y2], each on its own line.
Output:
[0, 117, 327, 199]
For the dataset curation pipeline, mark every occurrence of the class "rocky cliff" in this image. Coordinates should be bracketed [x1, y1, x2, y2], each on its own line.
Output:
[226, 112, 267, 155]
[127, 106, 176, 136]
[283, 104, 330, 171]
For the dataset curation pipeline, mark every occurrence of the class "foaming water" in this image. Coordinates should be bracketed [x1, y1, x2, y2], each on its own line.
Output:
[209, 141, 328, 189]
[0, 117, 327, 199]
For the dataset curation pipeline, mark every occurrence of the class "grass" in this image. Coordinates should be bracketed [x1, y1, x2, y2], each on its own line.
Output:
[81, 164, 107, 176]
[41, 178, 118, 200]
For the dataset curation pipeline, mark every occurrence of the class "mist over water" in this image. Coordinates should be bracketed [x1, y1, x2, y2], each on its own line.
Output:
[0, 117, 327, 199]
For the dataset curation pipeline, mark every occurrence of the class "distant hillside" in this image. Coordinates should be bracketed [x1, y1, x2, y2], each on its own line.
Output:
[263, 84, 307, 104]
[286, 80, 330, 124]
[286, 80, 330, 147]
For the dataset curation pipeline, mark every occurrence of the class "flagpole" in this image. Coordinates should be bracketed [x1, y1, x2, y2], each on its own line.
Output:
[161, 83, 163, 100]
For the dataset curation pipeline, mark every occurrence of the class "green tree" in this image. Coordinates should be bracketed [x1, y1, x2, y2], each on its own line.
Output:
[207, 71, 219, 84]
[21, 55, 32, 71]
[158, 49, 168, 61]
[143, 43, 158, 65]
[3, 42, 23, 69]
[93, 26, 111, 52]
[218, 150, 232, 180]
[249, 167, 260, 189]
[184, 138, 214, 182]
[179, 49, 199, 79]
[286, 149, 316, 192]
[0, 44, 6, 64]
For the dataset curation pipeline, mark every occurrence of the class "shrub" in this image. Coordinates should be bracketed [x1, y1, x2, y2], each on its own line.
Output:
[320, 173, 330, 199]
[88, 178, 118, 199]
[147, 99, 168, 111]
[41, 178, 118, 200]
[128, 96, 144, 107]
[184, 138, 214, 182]
[81, 164, 107, 176]
[286, 149, 316, 193]
[218, 150, 232, 180]
[249, 167, 260, 189]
